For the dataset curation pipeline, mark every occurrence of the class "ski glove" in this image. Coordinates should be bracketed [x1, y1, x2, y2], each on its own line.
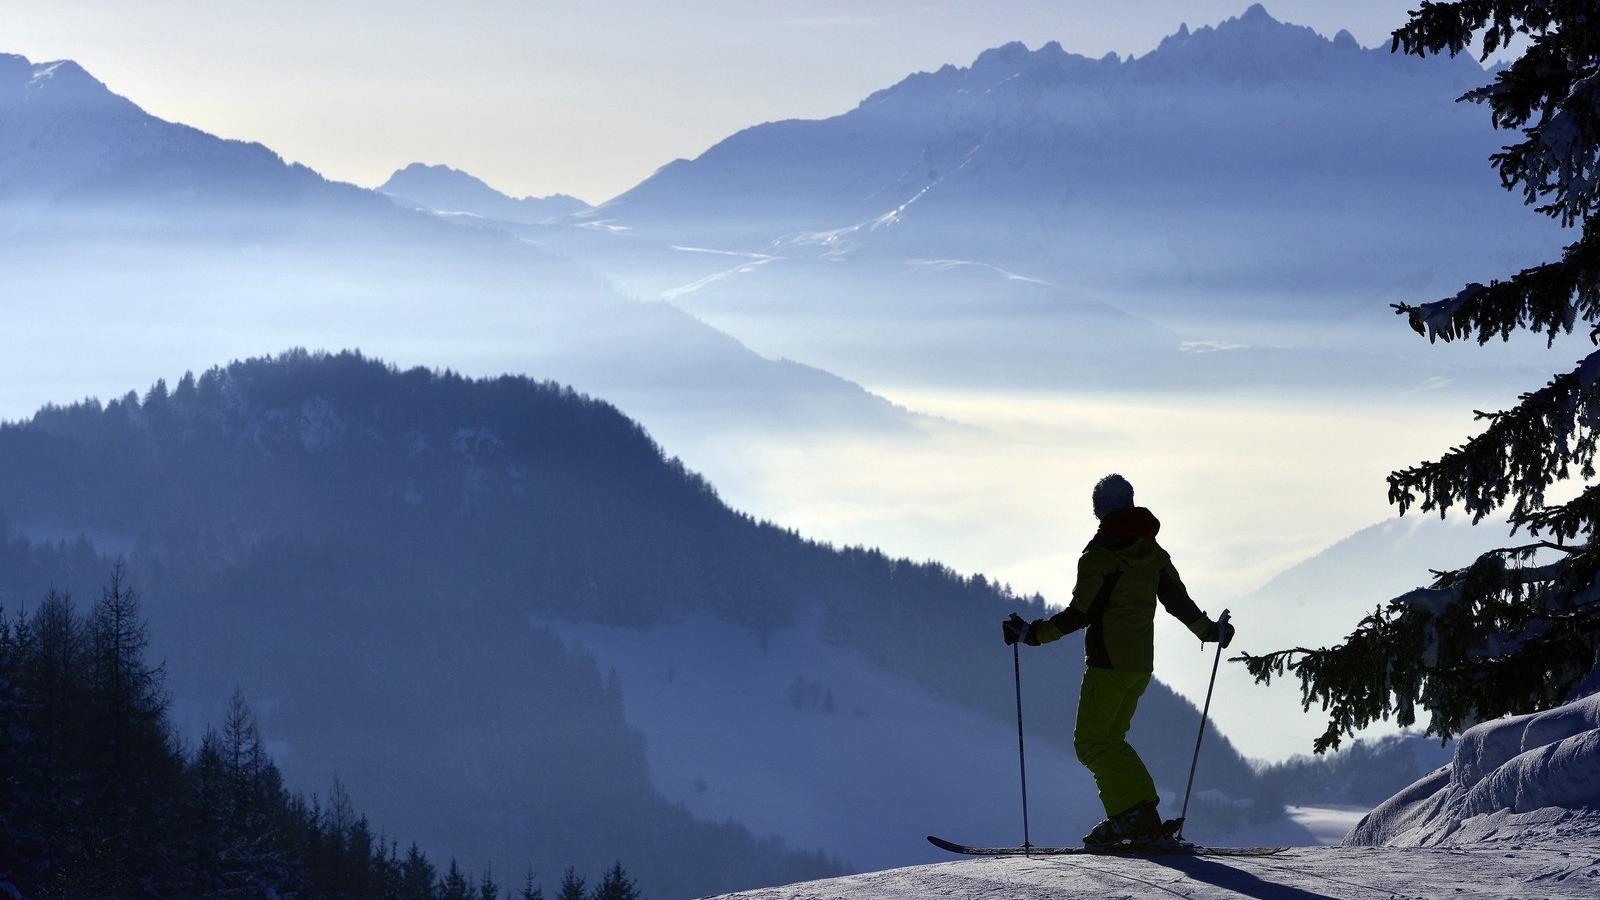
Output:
[1202, 618, 1235, 649]
[1003, 613, 1028, 646]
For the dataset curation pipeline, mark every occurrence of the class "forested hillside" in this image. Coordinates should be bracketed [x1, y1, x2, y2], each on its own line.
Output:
[0, 350, 1283, 892]
[0, 567, 653, 899]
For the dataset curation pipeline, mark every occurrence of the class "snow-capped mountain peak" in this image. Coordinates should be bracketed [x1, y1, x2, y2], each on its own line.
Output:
[0, 53, 133, 114]
[0, 50, 324, 207]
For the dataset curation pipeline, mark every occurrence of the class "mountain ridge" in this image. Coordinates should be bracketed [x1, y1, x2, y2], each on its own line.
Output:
[379, 161, 590, 224]
[595, 3, 1497, 245]
[542, 3, 1560, 394]
[0, 51, 352, 213]
[0, 48, 917, 449]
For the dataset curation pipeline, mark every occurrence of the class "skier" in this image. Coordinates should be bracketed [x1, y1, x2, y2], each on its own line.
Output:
[1003, 473, 1234, 847]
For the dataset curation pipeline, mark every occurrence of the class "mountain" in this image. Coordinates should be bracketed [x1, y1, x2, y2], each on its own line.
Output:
[0, 54, 337, 211]
[0, 351, 1306, 893]
[0, 51, 910, 452]
[589, 2, 1527, 275]
[378, 162, 590, 224]
[530, 5, 1568, 392]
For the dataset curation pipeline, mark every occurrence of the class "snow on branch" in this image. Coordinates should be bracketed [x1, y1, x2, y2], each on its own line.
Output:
[1497, 69, 1600, 227]
[1397, 7, 1596, 225]
[1239, 543, 1600, 752]
[1283, 0, 1600, 761]
[1392, 223, 1597, 347]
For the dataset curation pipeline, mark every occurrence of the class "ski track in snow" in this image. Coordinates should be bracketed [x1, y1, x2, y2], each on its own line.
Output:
[701, 845, 1600, 899]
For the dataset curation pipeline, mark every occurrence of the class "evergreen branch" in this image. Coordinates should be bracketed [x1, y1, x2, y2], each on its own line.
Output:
[1241, 548, 1600, 753]
[1391, 220, 1600, 346]
[1526, 595, 1600, 621]
[1459, 540, 1583, 557]
[1396, 6, 1600, 223]
[1391, 2, 1550, 63]
[1283, 1, 1600, 761]
[1386, 354, 1600, 527]
[1521, 481, 1600, 539]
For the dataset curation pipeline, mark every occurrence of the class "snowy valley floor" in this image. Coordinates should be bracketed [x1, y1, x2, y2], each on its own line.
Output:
[703, 844, 1600, 899]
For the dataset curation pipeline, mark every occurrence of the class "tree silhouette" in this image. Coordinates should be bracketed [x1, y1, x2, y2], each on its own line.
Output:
[1241, 2, 1600, 750]
[439, 858, 473, 900]
[556, 866, 586, 900]
[518, 866, 544, 900]
[400, 843, 438, 899]
[0, 572, 641, 897]
[591, 861, 642, 900]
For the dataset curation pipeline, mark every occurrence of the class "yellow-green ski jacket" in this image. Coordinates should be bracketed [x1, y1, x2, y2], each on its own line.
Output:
[1029, 506, 1212, 672]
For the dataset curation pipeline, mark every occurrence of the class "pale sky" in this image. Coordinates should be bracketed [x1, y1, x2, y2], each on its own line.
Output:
[3, 1, 1424, 203]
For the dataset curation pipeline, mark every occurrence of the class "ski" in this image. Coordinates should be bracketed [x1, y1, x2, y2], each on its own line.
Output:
[927, 835, 1287, 857]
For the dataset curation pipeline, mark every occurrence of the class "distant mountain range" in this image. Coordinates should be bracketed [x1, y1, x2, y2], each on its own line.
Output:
[502, 4, 1568, 392]
[588, 3, 1527, 271]
[379, 162, 589, 224]
[0, 50, 909, 447]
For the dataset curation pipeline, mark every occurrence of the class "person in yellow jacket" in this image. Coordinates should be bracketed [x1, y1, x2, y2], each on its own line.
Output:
[1004, 473, 1234, 846]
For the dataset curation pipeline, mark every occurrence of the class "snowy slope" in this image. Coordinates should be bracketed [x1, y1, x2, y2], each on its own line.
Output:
[1349, 693, 1600, 848]
[701, 845, 1600, 899]
[378, 162, 588, 224]
[554, 617, 1315, 873]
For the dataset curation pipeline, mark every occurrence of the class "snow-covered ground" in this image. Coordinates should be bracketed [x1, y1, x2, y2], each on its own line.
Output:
[1350, 693, 1600, 848]
[702, 845, 1600, 899]
[1285, 805, 1367, 846]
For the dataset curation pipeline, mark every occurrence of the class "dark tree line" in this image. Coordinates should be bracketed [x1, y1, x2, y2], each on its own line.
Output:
[0, 568, 641, 900]
[1252, 734, 1452, 808]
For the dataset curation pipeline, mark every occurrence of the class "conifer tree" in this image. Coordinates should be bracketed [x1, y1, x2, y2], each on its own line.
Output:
[187, 728, 230, 888]
[84, 564, 174, 889]
[399, 842, 438, 900]
[1241, 2, 1600, 751]
[2, 575, 555, 897]
[440, 858, 475, 900]
[519, 866, 544, 900]
[556, 866, 586, 900]
[591, 861, 641, 900]
[0, 605, 30, 894]
[16, 591, 85, 861]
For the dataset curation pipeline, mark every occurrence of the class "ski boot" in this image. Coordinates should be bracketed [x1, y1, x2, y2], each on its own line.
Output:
[1083, 799, 1164, 848]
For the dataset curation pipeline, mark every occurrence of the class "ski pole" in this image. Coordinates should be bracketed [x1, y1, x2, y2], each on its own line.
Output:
[1012, 642, 1032, 855]
[1178, 608, 1229, 841]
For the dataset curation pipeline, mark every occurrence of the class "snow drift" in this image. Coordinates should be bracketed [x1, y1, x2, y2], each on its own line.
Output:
[1347, 692, 1600, 846]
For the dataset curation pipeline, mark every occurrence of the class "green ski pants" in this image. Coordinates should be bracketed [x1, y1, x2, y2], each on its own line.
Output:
[1074, 665, 1158, 818]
